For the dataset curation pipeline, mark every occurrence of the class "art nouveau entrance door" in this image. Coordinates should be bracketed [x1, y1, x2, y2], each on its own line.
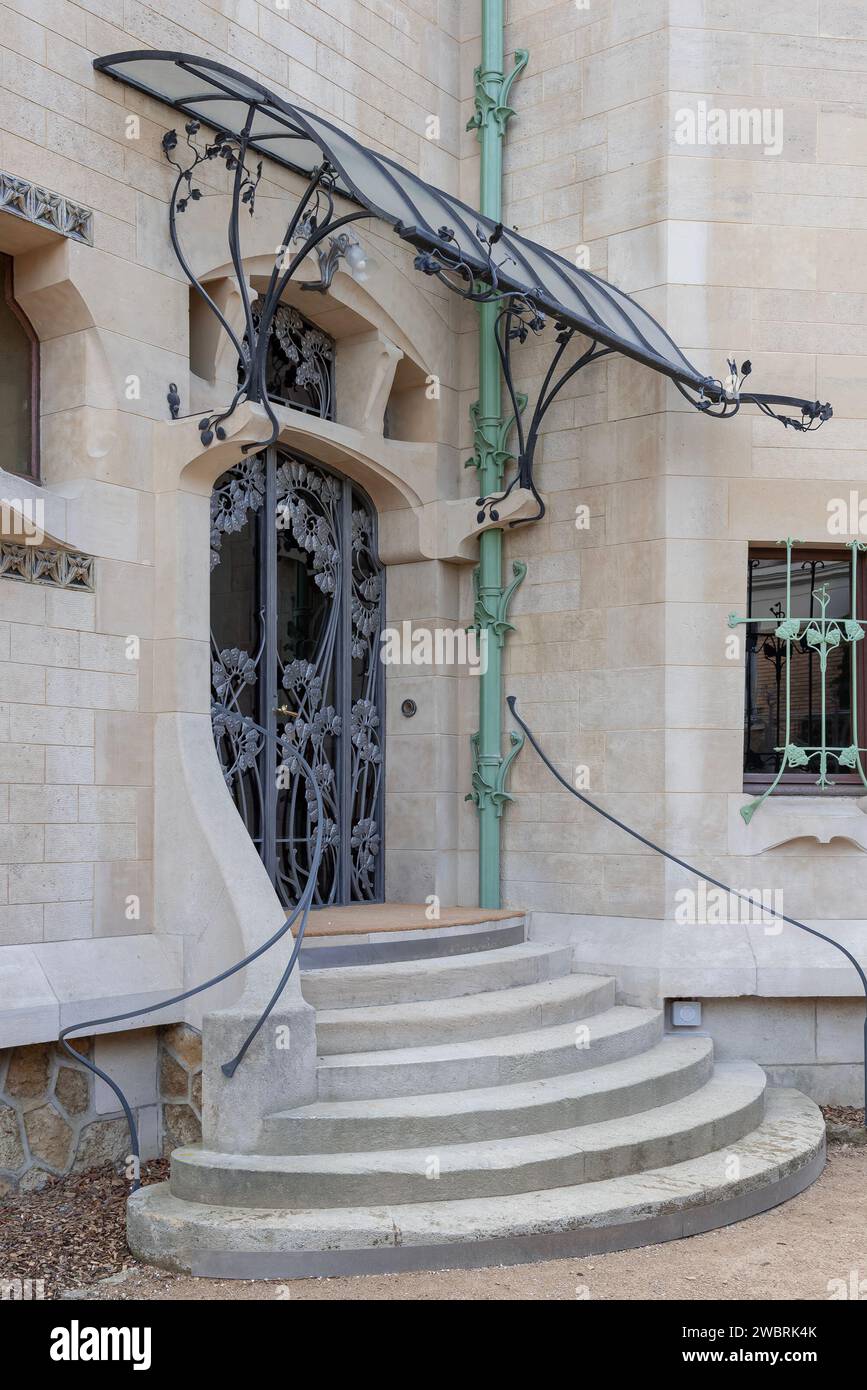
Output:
[209, 446, 385, 907]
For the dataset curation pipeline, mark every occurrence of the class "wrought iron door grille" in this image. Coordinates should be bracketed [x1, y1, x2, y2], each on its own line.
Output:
[210, 446, 384, 906]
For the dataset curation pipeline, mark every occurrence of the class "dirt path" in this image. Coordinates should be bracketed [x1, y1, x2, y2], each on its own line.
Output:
[58, 1144, 867, 1301]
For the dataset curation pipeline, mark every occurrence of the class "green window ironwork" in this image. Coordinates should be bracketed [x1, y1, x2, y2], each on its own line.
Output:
[730, 538, 867, 822]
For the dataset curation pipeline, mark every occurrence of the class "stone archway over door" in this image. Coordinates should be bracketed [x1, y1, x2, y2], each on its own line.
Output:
[209, 445, 385, 907]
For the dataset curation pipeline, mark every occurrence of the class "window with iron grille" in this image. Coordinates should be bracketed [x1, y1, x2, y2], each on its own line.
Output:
[742, 545, 867, 796]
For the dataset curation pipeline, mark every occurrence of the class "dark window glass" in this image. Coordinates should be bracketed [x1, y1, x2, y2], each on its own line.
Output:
[743, 551, 854, 778]
[0, 254, 38, 478]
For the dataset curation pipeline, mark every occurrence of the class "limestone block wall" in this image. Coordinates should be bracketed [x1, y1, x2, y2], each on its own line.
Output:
[470, 0, 867, 943]
[698, 997, 866, 1108]
[0, 567, 150, 947]
[0, 0, 469, 1057]
[385, 558, 463, 906]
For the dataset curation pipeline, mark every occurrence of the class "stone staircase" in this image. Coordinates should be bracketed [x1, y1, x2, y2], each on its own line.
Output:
[129, 919, 825, 1276]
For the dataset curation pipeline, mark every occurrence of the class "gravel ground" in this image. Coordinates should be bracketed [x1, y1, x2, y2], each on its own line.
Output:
[0, 1159, 168, 1301]
[3, 1123, 865, 1302]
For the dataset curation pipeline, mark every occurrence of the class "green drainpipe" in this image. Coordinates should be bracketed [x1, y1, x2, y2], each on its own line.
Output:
[466, 3, 528, 907]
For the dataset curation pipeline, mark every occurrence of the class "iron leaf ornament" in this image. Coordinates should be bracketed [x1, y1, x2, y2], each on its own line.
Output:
[162, 120, 366, 451]
[414, 221, 832, 527]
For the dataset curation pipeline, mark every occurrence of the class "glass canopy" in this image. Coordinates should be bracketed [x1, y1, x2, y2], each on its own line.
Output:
[94, 49, 831, 425]
[94, 53, 712, 392]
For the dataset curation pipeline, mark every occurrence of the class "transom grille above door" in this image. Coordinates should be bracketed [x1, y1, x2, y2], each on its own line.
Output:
[209, 446, 384, 906]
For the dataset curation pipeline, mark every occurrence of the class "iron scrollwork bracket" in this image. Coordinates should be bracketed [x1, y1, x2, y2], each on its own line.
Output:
[674, 357, 833, 433]
[414, 222, 614, 528]
[414, 222, 833, 530]
[162, 116, 367, 452]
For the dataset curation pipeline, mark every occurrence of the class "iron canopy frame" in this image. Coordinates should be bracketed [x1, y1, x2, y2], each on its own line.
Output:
[94, 50, 833, 525]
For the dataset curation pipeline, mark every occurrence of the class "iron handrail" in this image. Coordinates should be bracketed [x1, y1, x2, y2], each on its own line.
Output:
[58, 746, 325, 1191]
[507, 695, 867, 1125]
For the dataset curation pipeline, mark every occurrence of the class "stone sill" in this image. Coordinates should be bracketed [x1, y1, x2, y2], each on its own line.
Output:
[0, 934, 184, 1048]
[728, 793, 867, 854]
[529, 913, 867, 1006]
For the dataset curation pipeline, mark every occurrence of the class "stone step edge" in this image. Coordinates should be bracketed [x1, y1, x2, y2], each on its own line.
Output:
[170, 1063, 767, 1204]
[300, 941, 575, 1006]
[315, 1007, 664, 1101]
[126, 1089, 825, 1277]
[262, 1035, 714, 1150]
[313, 973, 616, 1053]
[316, 1004, 661, 1071]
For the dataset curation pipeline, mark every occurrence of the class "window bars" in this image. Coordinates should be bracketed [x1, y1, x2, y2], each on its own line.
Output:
[730, 538, 867, 823]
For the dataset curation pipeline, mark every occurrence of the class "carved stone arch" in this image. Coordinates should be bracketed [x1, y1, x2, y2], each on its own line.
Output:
[181, 187, 453, 454]
[182, 188, 451, 372]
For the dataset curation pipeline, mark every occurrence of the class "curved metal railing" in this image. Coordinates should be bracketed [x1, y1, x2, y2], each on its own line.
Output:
[58, 747, 325, 1191]
[507, 695, 867, 1124]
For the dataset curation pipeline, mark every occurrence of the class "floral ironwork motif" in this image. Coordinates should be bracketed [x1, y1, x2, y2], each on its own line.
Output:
[729, 537, 867, 822]
[247, 301, 334, 419]
[276, 457, 341, 595]
[210, 448, 384, 906]
[210, 456, 265, 571]
[414, 223, 833, 527]
[162, 116, 364, 452]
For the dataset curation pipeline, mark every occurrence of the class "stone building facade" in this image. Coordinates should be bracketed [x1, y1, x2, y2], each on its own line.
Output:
[0, 0, 866, 1192]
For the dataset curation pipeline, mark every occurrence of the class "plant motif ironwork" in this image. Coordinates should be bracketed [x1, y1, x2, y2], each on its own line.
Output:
[246, 301, 334, 419]
[466, 728, 524, 816]
[210, 635, 266, 794]
[210, 448, 383, 906]
[729, 537, 867, 822]
[467, 48, 529, 138]
[472, 558, 527, 647]
[465, 559, 527, 815]
[97, 51, 832, 538]
[414, 224, 833, 528]
[162, 118, 365, 452]
[210, 454, 265, 571]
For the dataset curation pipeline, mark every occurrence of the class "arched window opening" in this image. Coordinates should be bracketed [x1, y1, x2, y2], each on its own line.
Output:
[0, 254, 39, 480]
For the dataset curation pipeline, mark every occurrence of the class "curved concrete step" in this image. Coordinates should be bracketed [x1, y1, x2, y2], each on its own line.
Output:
[314, 972, 615, 1055]
[171, 1062, 766, 1209]
[130, 1088, 825, 1274]
[262, 1035, 715, 1153]
[316, 1004, 663, 1100]
[300, 942, 574, 1010]
[261, 1034, 716, 1150]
